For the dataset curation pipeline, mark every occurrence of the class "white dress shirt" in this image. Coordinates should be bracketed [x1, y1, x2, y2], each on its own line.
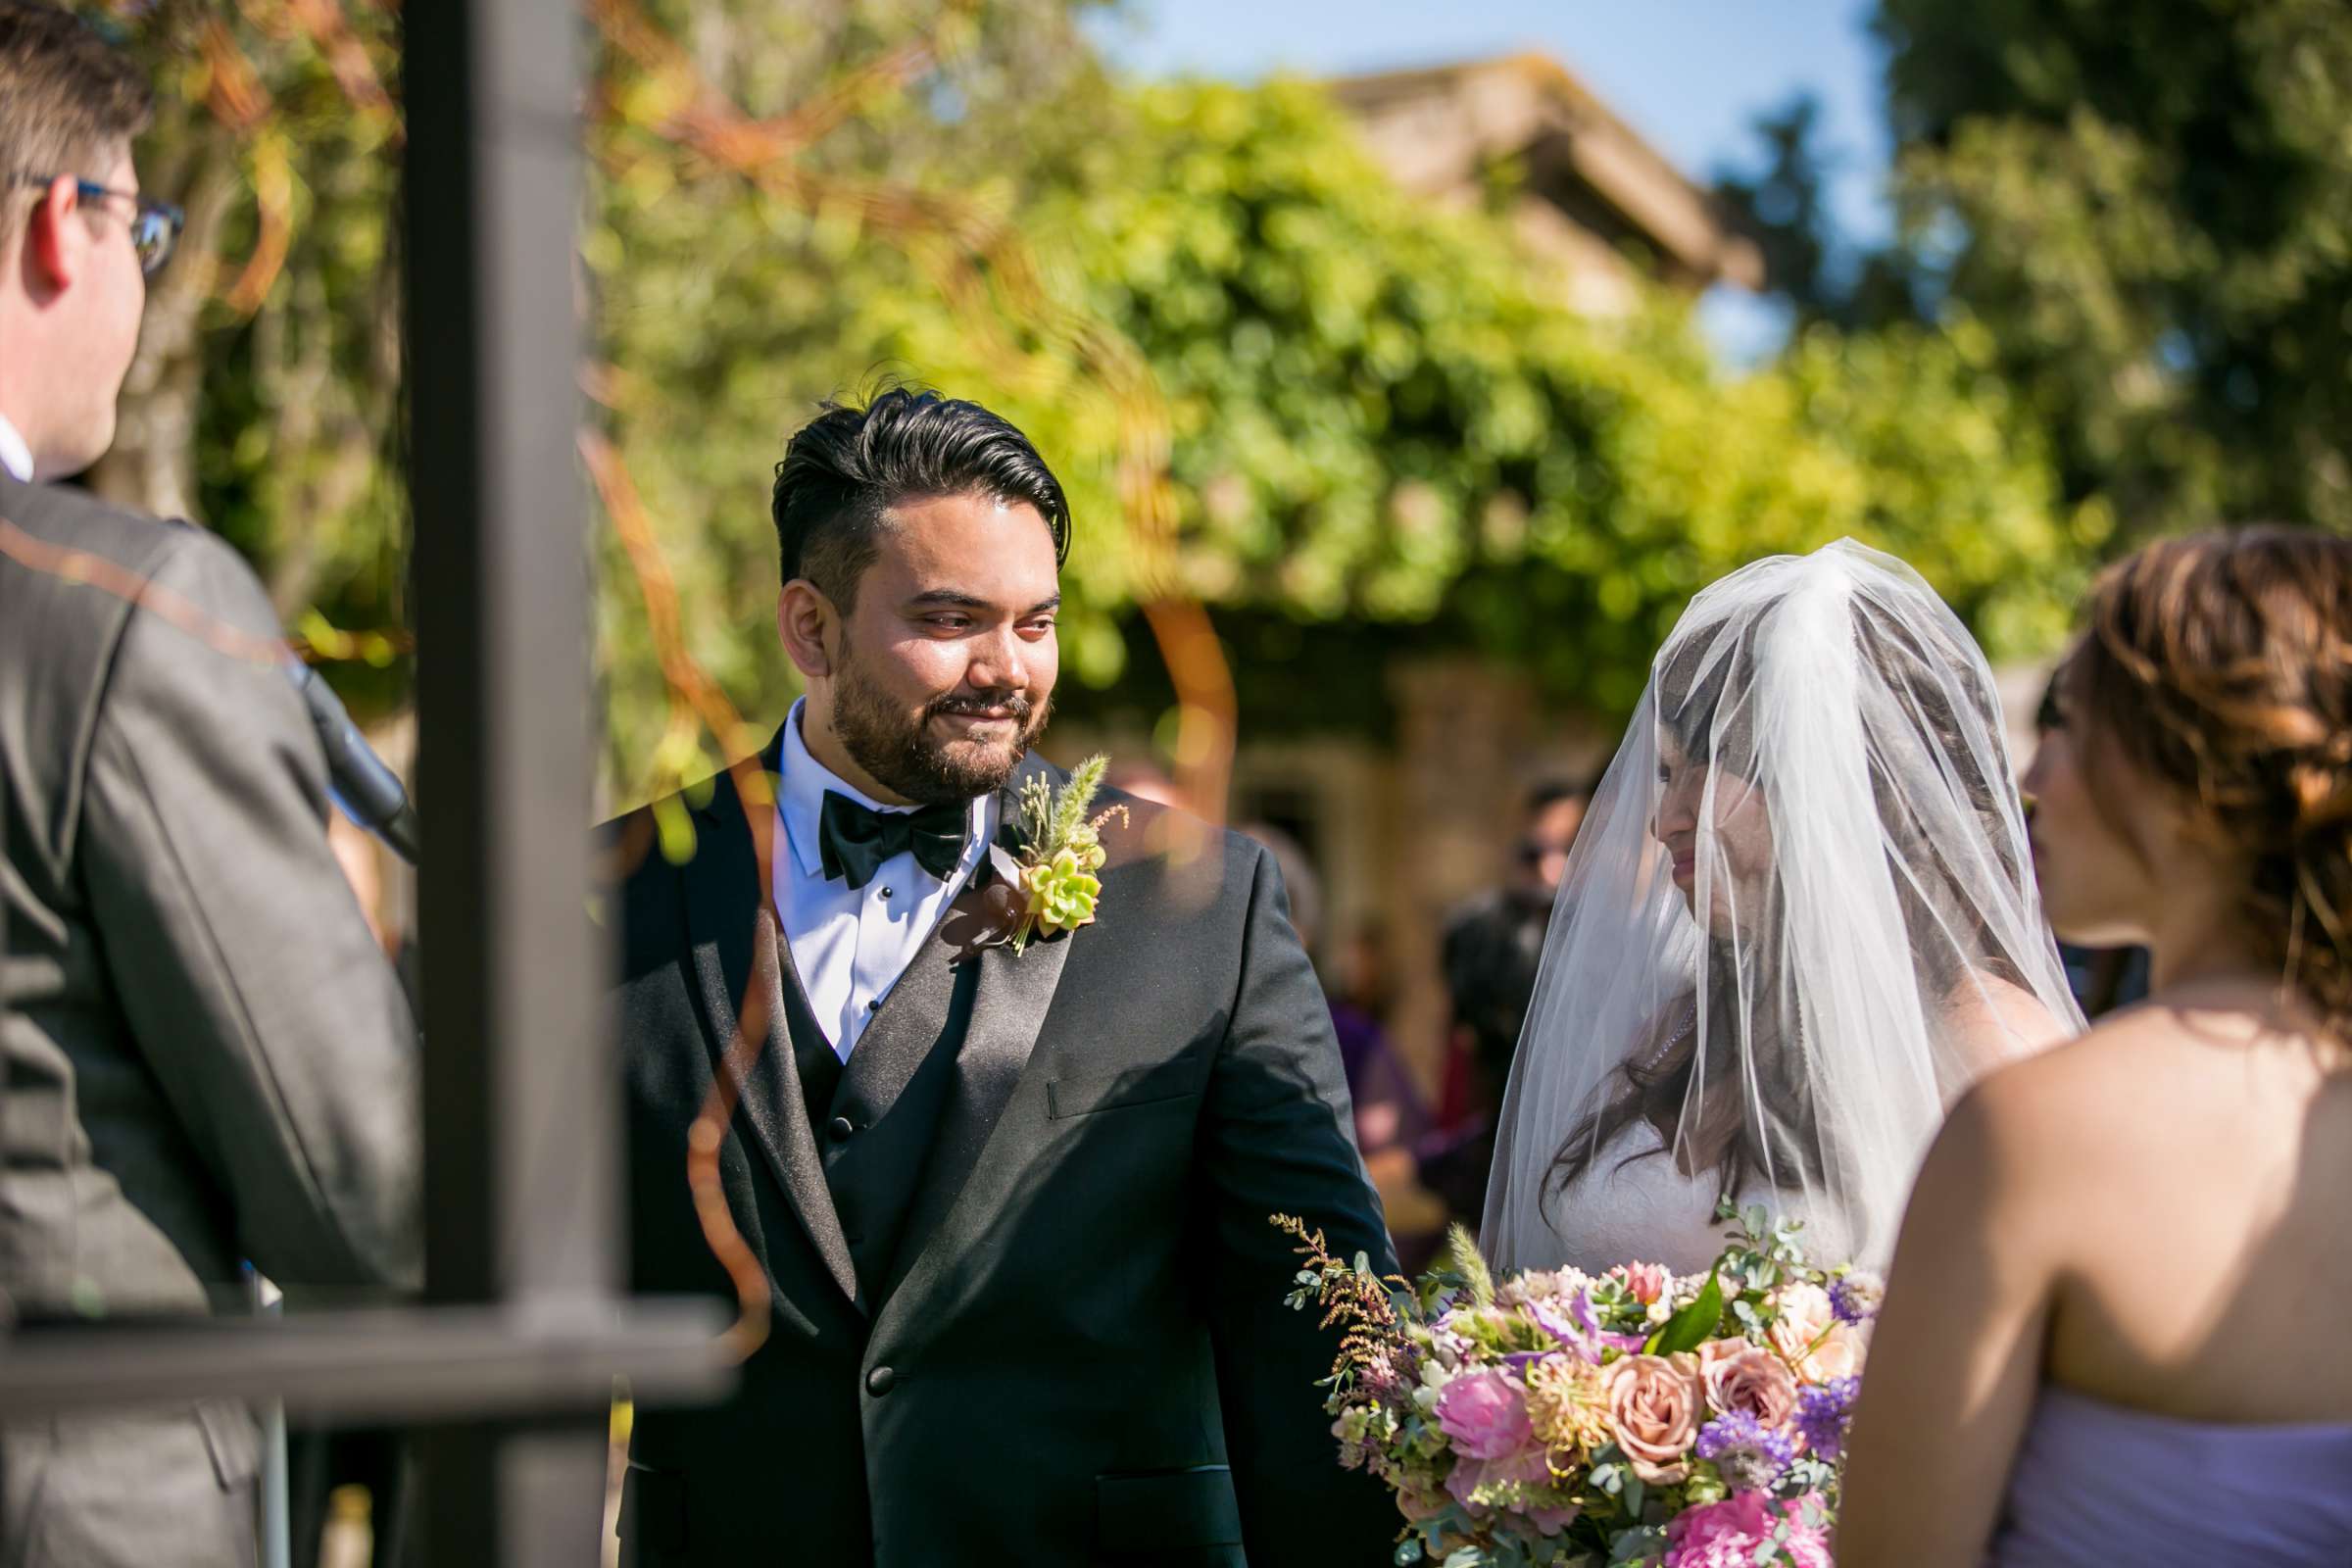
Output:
[772, 699, 997, 1058]
[0, 413, 32, 481]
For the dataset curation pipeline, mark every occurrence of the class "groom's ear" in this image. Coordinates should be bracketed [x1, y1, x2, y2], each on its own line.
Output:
[777, 580, 838, 680]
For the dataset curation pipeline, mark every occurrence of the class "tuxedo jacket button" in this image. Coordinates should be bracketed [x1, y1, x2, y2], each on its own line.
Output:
[865, 1365, 897, 1396]
[826, 1115, 856, 1143]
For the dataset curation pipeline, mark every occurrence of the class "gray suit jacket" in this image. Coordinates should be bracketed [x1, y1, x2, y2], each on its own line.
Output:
[0, 474, 419, 1564]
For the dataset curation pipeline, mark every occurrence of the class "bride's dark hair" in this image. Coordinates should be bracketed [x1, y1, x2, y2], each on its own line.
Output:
[1544, 587, 2032, 1213]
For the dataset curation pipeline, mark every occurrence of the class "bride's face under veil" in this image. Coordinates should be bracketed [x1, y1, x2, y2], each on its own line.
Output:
[1482, 541, 2083, 1273]
[1653, 723, 1774, 940]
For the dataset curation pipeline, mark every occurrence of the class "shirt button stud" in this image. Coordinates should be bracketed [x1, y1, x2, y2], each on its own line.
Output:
[865, 1365, 897, 1396]
[826, 1116, 855, 1143]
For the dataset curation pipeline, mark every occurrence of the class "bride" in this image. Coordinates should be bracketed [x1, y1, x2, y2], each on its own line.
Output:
[1482, 540, 2082, 1275]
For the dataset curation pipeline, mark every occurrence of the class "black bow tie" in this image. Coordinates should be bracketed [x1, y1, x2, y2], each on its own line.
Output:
[816, 791, 969, 889]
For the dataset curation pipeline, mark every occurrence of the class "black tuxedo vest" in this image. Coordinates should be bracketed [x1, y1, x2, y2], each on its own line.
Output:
[774, 925, 980, 1304]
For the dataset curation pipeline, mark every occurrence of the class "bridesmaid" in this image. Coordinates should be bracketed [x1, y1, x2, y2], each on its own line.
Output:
[1838, 528, 2352, 1566]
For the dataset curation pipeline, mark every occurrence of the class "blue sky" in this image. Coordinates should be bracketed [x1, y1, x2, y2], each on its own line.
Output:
[1083, 0, 1893, 359]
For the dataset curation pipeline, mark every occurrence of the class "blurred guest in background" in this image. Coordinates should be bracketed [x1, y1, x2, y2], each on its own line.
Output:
[1842, 528, 2352, 1567]
[1234, 823, 1428, 1159]
[1102, 755, 1190, 811]
[1435, 777, 1590, 1129]
[1514, 777, 1590, 906]
[1414, 876, 1551, 1236]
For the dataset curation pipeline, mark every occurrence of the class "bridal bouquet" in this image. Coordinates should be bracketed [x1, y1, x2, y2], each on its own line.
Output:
[1272, 1201, 1878, 1567]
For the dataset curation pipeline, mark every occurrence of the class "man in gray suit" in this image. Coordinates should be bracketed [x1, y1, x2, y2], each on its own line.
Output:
[0, 6, 420, 1563]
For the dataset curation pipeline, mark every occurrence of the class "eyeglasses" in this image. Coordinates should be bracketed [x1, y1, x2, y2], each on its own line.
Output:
[10, 172, 184, 275]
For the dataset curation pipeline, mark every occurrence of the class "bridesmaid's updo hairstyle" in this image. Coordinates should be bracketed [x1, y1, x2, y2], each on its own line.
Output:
[2071, 527, 2352, 1036]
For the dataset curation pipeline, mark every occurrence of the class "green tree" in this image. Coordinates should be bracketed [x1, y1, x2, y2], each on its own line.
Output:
[1875, 0, 2352, 535]
[81, 4, 2096, 796]
[79, 0, 408, 714]
[870, 79, 2093, 715]
[1714, 92, 1920, 332]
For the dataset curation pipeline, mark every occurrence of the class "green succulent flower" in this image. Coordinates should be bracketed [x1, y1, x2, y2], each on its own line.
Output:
[1004, 755, 1124, 952]
[1021, 848, 1102, 938]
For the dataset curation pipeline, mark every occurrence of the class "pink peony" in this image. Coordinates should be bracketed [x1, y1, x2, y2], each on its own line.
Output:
[1601, 1352, 1704, 1484]
[1663, 1492, 1832, 1568]
[1700, 1343, 1801, 1430]
[1436, 1369, 1535, 1460]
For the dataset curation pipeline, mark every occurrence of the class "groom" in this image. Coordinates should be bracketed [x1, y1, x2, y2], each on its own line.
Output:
[608, 389, 1400, 1564]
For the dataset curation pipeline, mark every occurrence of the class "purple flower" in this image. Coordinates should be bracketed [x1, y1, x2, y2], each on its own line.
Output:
[1828, 1272, 1884, 1326]
[1793, 1376, 1861, 1459]
[1693, 1411, 1795, 1493]
[1567, 1287, 1651, 1354]
[1527, 1297, 1597, 1360]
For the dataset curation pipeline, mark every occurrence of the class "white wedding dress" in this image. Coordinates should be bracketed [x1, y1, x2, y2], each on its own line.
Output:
[1533, 1122, 1858, 1277]
[1484, 541, 2082, 1277]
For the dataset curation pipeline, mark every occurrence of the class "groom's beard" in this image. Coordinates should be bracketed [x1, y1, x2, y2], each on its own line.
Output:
[831, 654, 1052, 807]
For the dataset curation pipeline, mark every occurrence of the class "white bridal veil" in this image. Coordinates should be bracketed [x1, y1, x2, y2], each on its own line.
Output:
[1482, 540, 2082, 1273]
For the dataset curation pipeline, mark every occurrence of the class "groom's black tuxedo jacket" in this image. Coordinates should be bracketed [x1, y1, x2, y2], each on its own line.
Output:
[608, 740, 1400, 1566]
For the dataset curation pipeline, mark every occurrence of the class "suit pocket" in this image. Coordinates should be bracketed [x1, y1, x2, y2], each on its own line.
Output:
[1096, 1465, 1243, 1552]
[617, 1463, 689, 1558]
[1047, 1065, 1198, 1120]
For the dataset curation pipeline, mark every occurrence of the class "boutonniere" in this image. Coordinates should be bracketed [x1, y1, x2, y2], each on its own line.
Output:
[1003, 754, 1127, 954]
[944, 756, 1131, 963]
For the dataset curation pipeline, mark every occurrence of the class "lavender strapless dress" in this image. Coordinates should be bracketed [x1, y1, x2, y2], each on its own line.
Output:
[1986, 1385, 2352, 1566]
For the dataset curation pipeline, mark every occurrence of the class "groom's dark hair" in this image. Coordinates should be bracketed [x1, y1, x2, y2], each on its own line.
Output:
[771, 387, 1072, 610]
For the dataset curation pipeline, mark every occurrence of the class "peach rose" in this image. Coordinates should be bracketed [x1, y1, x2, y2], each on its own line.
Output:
[1805, 1323, 1865, 1383]
[1602, 1352, 1703, 1484]
[1699, 1343, 1800, 1429]
[1695, 1337, 1748, 1378]
[1768, 1284, 1865, 1383]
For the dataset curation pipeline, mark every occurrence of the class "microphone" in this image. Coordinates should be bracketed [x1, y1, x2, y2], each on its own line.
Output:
[285, 660, 418, 864]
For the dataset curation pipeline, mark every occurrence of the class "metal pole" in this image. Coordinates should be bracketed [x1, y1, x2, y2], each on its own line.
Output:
[404, 0, 614, 1559]
[256, 1272, 290, 1568]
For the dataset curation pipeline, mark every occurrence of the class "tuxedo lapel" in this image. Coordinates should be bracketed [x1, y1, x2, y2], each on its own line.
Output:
[875, 925, 1071, 1304]
[681, 744, 861, 1309]
[873, 755, 1076, 1307]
